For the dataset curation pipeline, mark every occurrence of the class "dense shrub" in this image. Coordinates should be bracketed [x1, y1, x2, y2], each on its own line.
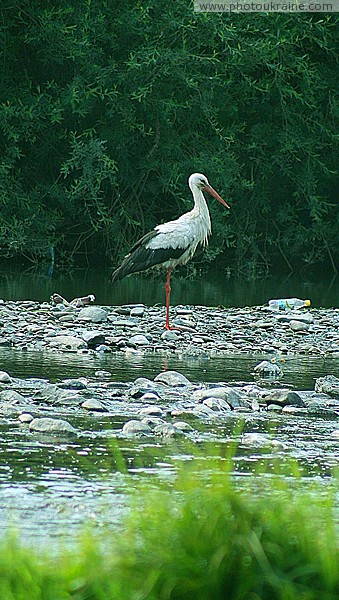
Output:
[0, 2, 337, 272]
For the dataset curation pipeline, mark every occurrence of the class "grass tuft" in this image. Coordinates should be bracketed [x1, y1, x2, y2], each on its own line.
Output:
[0, 461, 338, 599]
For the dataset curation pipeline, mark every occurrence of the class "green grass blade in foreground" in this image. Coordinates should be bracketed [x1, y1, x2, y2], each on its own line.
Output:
[76, 459, 338, 600]
[0, 460, 337, 600]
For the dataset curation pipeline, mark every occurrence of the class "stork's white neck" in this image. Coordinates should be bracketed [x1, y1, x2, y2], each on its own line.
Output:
[191, 184, 209, 215]
[190, 183, 212, 241]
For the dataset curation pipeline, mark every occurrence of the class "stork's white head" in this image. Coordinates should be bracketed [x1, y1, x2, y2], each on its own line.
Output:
[188, 173, 209, 192]
[188, 173, 230, 208]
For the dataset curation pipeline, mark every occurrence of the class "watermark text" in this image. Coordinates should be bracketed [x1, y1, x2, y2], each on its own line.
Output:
[194, 1, 338, 12]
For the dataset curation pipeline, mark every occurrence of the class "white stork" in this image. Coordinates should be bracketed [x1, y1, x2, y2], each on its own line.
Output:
[111, 173, 230, 329]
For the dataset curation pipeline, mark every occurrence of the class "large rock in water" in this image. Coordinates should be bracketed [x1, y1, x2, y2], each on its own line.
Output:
[315, 375, 339, 398]
[0, 389, 26, 404]
[264, 390, 305, 407]
[121, 420, 151, 436]
[192, 386, 249, 409]
[0, 389, 31, 415]
[154, 371, 191, 387]
[29, 417, 77, 435]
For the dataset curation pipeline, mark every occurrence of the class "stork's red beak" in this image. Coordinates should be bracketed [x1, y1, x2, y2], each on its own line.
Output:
[204, 184, 230, 209]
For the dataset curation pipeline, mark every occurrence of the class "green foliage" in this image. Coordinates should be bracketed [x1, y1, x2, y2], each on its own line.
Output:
[0, 2, 338, 271]
[0, 463, 338, 599]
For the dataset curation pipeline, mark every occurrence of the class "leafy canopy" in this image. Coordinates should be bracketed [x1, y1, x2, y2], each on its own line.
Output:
[0, 2, 337, 272]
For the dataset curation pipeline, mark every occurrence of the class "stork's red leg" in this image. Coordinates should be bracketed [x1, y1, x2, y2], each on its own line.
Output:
[165, 267, 181, 331]
[165, 267, 172, 330]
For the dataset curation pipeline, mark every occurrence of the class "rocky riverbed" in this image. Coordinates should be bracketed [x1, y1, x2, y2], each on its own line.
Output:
[1, 297, 338, 441]
[0, 298, 339, 357]
[1, 364, 339, 438]
[0, 298, 338, 546]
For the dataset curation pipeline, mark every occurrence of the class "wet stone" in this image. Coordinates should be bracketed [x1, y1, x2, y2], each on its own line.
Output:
[191, 404, 217, 418]
[242, 433, 279, 448]
[77, 307, 108, 323]
[82, 399, 107, 411]
[203, 397, 231, 411]
[82, 331, 106, 347]
[139, 392, 162, 403]
[130, 306, 145, 317]
[161, 330, 179, 341]
[29, 417, 77, 435]
[264, 390, 305, 407]
[0, 389, 26, 404]
[113, 306, 132, 315]
[57, 378, 88, 390]
[142, 417, 165, 428]
[48, 335, 87, 351]
[172, 320, 196, 331]
[267, 404, 283, 412]
[58, 314, 76, 322]
[121, 420, 151, 436]
[307, 406, 338, 419]
[192, 336, 205, 344]
[282, 406, 308, 415]
[289, 320, 310, 332]
[30, 383, 82, 405]
[18, 412, 34, 423]
[251, 398, 260, 411]
[315, 375, 339, 398]
[193, 386, 248, 409]
[170, 408, 196, 418]
[95, 370, 112, 379]
[154, 423, 185, 438]
[253, 360, 283, 378]
[0, 402, 29, 416]
[96, 344, 111, 353]
[172, 421, 194, 431]
[139, 406, 164, 417]
[128, 334, 150, 346]
[276, 312, 314, 324]
[154, 371, 191, 387]
[129, 378, 159, 398]
[0, 371, 11, 383]
[107, 317, 136, 327]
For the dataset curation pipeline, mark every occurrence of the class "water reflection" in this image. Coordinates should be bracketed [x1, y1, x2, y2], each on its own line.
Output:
[0, 266, 338, 308]
[1, 402, 337, 545]
[1, 347, 339, 390]
[0, 392, 337, 550]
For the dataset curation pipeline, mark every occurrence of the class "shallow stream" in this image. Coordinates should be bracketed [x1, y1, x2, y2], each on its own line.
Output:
[0, 348, 338, 550]
[0, 268, 338, 550]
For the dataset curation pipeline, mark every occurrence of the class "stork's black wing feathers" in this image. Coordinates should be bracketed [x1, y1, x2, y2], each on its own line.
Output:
[127, 230, 158, 255]
[111, 230, 187, 282]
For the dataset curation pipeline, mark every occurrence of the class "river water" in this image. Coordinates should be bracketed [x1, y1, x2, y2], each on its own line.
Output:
[1, 265, 339, 308]
[0, 267, 338, 550]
